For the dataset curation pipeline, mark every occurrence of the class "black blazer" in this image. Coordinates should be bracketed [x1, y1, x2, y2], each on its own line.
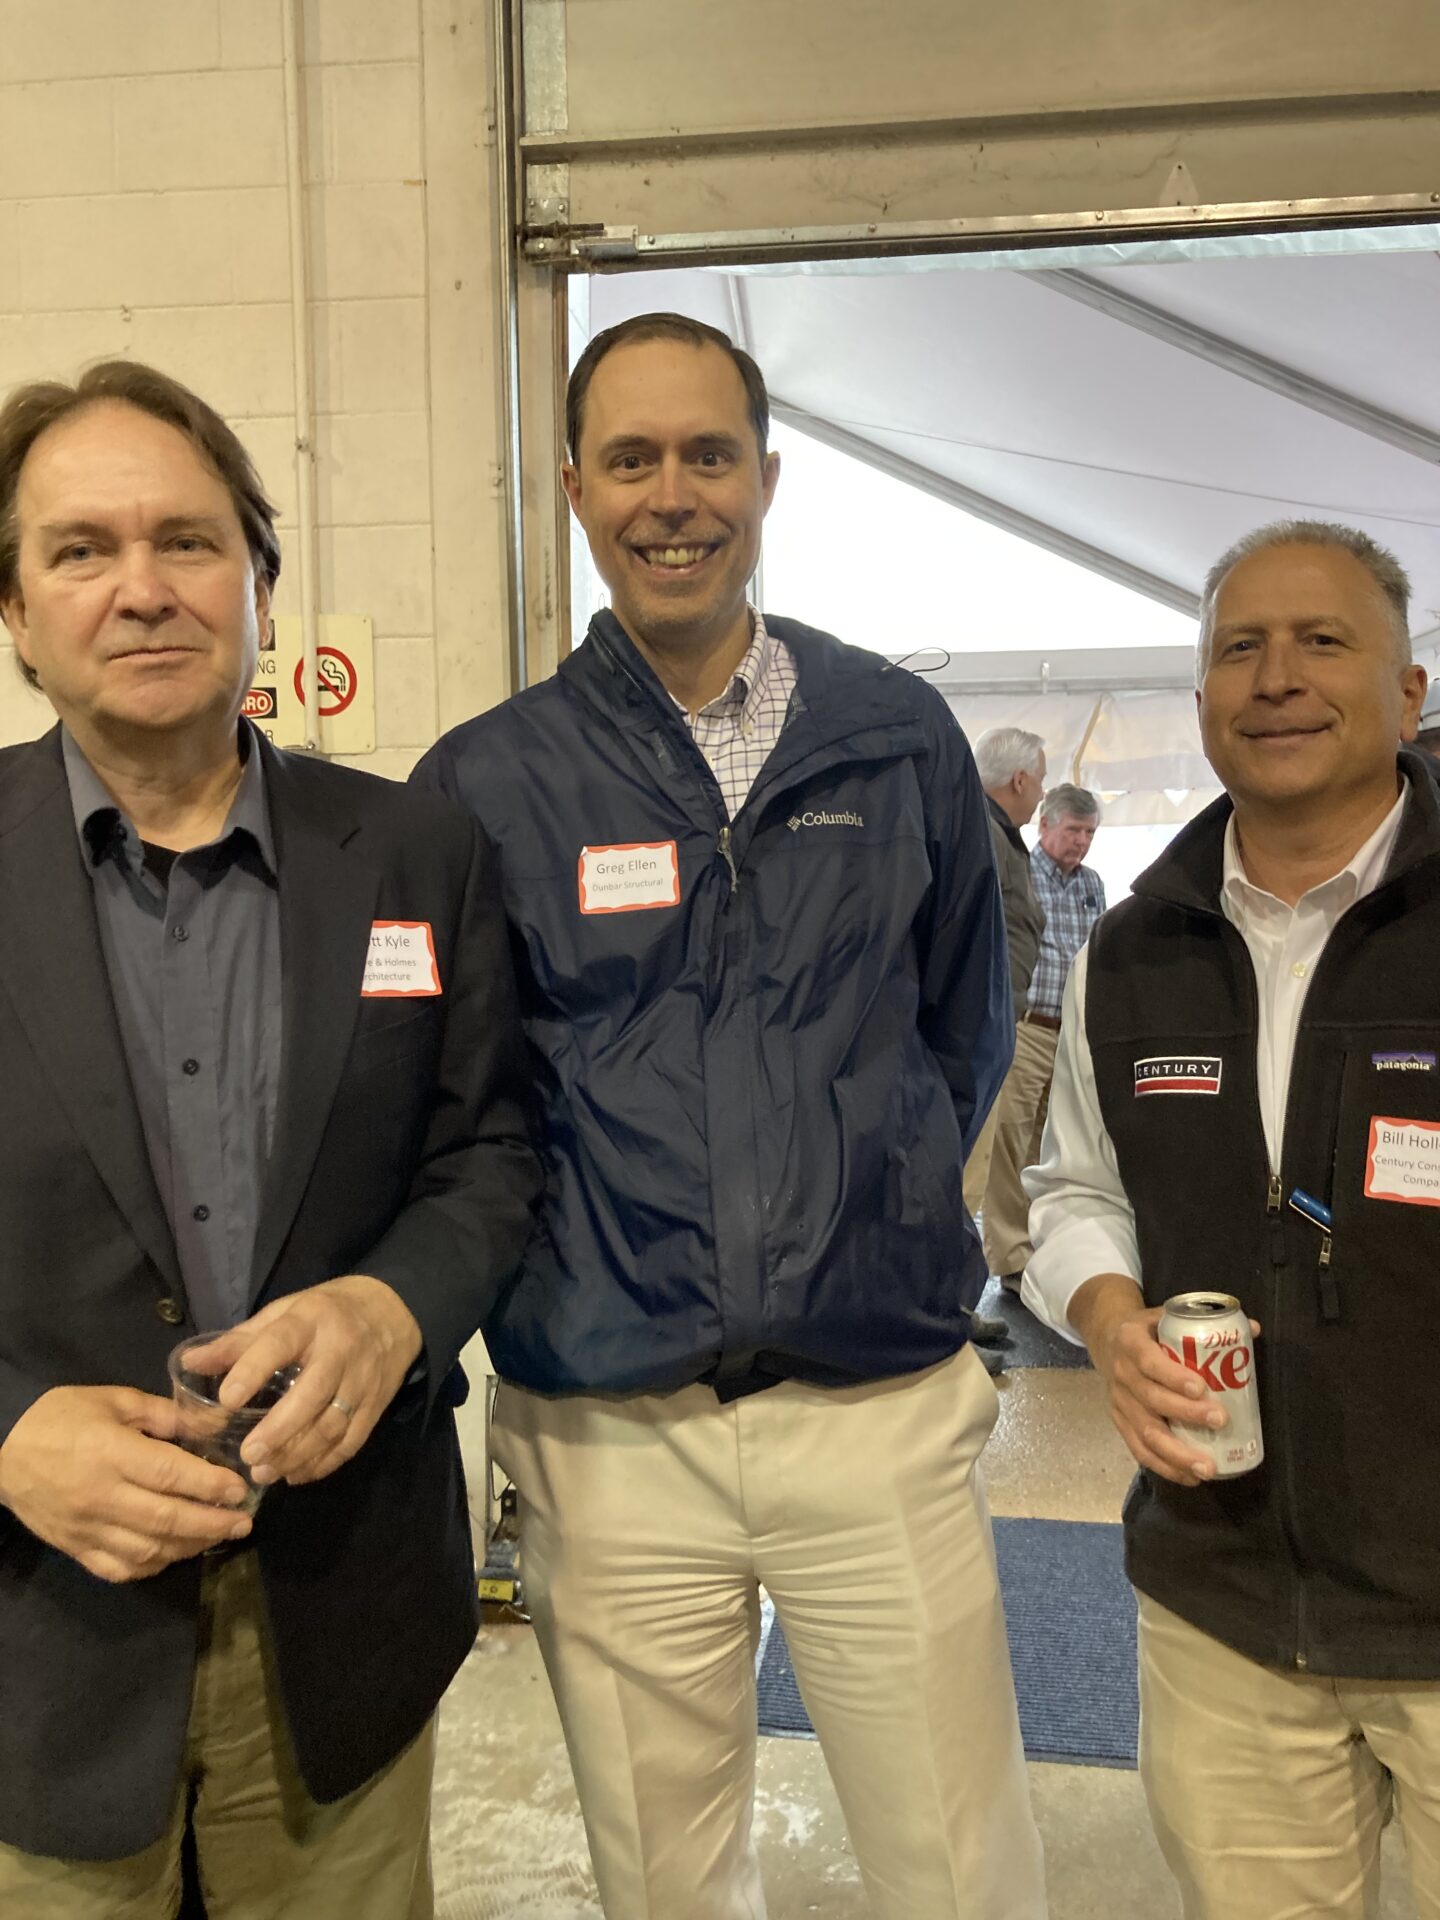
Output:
[0, 727, 541, 1860]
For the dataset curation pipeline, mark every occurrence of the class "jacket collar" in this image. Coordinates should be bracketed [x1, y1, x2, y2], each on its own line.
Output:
[985, 791, 1028, 856]
[1132, 750, 1440, 916]
[563, 607, 930, 747]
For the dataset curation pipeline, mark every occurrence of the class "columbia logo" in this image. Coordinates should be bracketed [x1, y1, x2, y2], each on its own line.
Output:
[788, 809, 864, 831]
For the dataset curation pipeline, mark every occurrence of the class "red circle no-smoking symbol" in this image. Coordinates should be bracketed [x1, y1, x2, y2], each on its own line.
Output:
[295, 646, 358, 718]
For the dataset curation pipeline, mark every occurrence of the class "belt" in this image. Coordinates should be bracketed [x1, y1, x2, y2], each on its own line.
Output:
[1020, 1011, 1063, 1032]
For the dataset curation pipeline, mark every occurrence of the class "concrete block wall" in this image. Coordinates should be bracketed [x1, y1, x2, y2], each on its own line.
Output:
[0, 0, 509, 775]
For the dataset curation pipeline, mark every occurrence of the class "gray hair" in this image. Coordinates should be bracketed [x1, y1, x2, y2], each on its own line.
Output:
[973, 726, 1045, 789]
[1040, 783, 1100, 825]
[1197, 519, 1412, 681]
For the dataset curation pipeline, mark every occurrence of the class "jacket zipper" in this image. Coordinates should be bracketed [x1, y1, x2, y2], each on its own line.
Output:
[1316, 1229, 1338, 1322]
[1266, 1170, 1308, 1668]
[717, 824, 738, 894]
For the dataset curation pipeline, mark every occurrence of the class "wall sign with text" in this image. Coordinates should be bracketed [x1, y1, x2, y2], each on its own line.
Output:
[246, 615, 376, 755]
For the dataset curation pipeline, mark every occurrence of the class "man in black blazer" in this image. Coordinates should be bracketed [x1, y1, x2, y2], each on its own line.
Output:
[0, 361, 539, 1914]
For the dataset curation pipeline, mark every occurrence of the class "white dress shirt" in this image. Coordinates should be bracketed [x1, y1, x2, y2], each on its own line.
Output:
[1022, 792, 1407, 1342]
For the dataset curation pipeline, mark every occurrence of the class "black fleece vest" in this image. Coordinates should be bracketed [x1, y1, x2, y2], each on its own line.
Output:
[1086, 757, 1440, 1678]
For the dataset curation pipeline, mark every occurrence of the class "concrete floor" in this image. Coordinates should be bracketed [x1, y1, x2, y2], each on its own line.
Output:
[431, 1356, 1418, 1919]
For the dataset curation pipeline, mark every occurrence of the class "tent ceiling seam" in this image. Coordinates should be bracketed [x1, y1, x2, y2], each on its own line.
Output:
[772, 398, 1200, 618]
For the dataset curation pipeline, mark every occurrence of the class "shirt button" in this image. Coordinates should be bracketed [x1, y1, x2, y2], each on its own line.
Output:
[182, 1058, 200, 1076]
[1291, 962, 1307, 979]
[155, 1297, 186, 1325]
[172, 924, 189, 943]
[192, 1204, 211, 1222]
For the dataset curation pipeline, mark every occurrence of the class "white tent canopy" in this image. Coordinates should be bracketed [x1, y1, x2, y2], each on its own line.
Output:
[580, 229, 1440, 833]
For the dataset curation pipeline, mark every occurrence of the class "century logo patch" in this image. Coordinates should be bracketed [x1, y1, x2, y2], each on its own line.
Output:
[1134, 1056, 1223, 1096]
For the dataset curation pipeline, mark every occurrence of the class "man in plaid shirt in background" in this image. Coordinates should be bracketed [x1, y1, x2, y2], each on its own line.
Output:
[981, 783, 1105, 1291]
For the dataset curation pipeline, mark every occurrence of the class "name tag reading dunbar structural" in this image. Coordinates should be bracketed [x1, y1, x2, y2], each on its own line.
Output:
[1365, 1115, 1440, 1207]
[362, 921, 442, 997]
[578, 842, 681, 915]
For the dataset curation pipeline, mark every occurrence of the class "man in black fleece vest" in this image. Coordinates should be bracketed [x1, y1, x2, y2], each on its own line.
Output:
[1023, 520, 1440, 1919]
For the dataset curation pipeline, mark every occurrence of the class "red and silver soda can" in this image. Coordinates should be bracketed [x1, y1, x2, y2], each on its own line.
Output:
[1157, 1291, 1264, 1478]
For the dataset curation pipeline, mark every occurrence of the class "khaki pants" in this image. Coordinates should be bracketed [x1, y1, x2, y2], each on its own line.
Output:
[493, 1347, 1046, 1920]
[1140, 1594, 1440, 1919]
[0, 1552, 435, 1919]
[981, 1019, 1058, 1277]
[962, 1097, 1002, 1219]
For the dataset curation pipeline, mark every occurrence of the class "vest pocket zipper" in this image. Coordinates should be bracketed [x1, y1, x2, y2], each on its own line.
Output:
[1316, 1230, 1339, 1321]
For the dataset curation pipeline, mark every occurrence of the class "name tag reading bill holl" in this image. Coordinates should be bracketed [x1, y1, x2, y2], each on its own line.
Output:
[578, 841, 681, 915]
[1365, 1115, 1440, 1207]
[361, 921, 442, 997]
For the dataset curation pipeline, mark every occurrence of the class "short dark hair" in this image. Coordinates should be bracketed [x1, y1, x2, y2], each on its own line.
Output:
[0, 360, 282, 689]
[566, 312, 770, 465]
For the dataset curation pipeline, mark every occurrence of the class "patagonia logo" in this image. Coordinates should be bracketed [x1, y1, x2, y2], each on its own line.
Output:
[787, 809, 864, 831]
[1134, 1056, 1223, 1096]
[1372, 1050, 1436, 1073]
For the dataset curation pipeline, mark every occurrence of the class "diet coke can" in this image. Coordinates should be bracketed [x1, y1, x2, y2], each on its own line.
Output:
[1157, 1291, 1264, 1477]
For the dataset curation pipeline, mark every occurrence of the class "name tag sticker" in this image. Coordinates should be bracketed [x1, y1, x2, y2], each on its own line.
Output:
[361, 920, 441, 997]
[1365, 1115, 1440, 1207]
[578, 841, 681, 915]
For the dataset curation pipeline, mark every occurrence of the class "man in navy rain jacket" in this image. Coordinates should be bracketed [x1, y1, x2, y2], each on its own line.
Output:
[415, 312, 1044, 1920]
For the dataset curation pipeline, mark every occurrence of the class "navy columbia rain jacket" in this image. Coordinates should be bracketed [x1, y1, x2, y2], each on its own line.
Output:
[413, 611, 1013, 1398]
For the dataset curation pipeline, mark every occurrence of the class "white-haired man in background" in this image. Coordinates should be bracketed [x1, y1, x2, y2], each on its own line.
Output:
[962, 728, 1048, 1367]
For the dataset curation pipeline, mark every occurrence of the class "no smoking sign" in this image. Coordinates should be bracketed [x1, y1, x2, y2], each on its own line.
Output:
[294, 645, 358, 718]
[247, 616, 375, 753]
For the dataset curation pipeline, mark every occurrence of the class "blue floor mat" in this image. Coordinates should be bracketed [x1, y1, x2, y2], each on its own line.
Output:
[975, 1277, 1092, 1370]
[756, 1517, 1137, 1768]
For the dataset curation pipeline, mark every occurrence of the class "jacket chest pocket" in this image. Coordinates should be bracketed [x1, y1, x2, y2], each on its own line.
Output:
[510, 860, 712, 1025]
[1331, 1039, 1440, 1225]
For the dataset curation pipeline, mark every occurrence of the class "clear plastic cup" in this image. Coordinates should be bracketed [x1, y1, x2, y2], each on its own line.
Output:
[168, 1335, 299, 1516]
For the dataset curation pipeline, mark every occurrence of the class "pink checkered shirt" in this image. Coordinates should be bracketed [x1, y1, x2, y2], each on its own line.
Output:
[674, 610, 796, 820]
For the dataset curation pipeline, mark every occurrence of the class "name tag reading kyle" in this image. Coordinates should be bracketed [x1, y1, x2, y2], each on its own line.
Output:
[1365, 1115, 1440, 1208]
[361, 920, 442, 997]
[578, 841, 681, 915]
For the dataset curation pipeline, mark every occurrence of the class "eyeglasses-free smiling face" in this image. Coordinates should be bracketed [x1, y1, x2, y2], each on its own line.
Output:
[1, 400, 270, 748]
[562, 337, 780, 661]
[1198, 543, 1425, 822]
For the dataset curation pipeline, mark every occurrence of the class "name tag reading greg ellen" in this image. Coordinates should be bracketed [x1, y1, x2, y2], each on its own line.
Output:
[361, 921, 442, 997]
[1365, 1115, 1440, 1207]
[578, 841, 681, 915]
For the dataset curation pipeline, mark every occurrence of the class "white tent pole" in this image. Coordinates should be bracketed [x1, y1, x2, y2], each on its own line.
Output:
[1031, 270, 1440, 468]
[771, 398, 1200, 618]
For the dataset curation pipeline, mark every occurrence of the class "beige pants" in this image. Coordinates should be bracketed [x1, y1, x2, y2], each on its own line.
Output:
[493, 1346, 1046, 1920]
[0, 1552, 435, 1919]
[1140, 1594, 1440, 1919]
[962, 1095, 1002, 1218]
[981, 1020, 1058, 1277]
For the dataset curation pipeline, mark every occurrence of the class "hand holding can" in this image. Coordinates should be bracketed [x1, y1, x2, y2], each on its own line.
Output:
[1158, 1292, 1264, 1478]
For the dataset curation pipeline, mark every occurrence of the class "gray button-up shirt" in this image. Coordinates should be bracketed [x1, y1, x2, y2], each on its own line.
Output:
[64, 724, 283, 1332]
